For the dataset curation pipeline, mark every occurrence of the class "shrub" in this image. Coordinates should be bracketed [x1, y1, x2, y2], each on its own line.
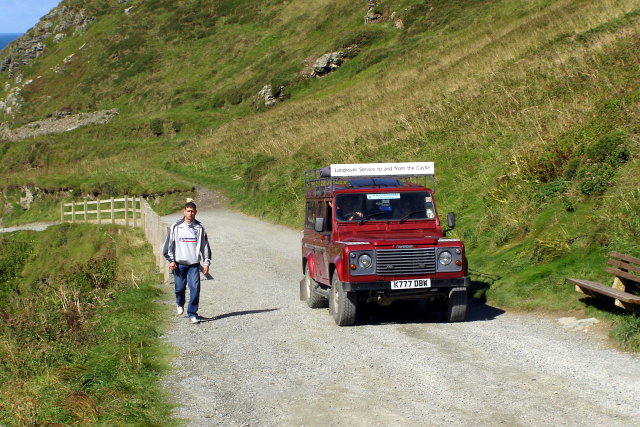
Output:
[581, 130, 630, 165]
[149, 119, 164, 136]
[171, 120, 183, 134]
[577, 162, 616, 195]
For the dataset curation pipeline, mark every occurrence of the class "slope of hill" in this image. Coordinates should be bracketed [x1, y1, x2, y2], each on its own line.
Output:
[1, 0, 639, 347]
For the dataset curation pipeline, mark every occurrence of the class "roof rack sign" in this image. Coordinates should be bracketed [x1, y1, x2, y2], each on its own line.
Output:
[330, 162, 434, 178]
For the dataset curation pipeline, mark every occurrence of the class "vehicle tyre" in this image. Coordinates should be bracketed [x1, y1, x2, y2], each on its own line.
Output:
[329, 273, 357, 326]
[304, 264, 327, 308]
[445, 287, 467, 322]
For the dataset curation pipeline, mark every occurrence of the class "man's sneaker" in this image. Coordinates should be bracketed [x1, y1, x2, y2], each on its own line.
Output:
[177, 305, 184, 315]
[189, 315, 200, 324]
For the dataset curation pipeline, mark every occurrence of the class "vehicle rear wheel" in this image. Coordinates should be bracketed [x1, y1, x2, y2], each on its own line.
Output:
[329, 273, 357, 326]
[445, 287, 467, 322]
[304, 264, 327, 308]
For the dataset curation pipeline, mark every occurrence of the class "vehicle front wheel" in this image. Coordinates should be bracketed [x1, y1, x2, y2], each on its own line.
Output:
[329, 273, 357, 326]
[304, 264, 327, 308]
[445, 287, 467, 322]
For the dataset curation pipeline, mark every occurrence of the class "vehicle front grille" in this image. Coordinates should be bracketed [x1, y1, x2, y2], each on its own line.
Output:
[375, 248, 436, 276]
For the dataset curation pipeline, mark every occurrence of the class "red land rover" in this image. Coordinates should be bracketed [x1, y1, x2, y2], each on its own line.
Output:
[300, 162, 469, 326]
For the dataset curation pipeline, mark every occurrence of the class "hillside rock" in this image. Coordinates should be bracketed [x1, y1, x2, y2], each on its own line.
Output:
[0, 109, 119, 142]
[0, 86, 22, 118]
[19, 187, 34, 210]
[364, 0, 398, 25]
[1, 5, 94, 77]
[252, 84, 285, 109]
[311, 52, 346, 77]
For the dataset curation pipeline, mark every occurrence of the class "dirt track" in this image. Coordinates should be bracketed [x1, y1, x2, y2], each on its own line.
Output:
[162, 196, 640, 426]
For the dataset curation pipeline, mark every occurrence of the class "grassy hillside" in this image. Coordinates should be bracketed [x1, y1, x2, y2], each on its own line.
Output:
[1, 0, 639, 347]
[0, 225, 174, 424]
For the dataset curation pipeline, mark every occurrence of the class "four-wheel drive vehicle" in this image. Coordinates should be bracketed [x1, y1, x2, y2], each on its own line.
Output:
[300, 162, 469, 326]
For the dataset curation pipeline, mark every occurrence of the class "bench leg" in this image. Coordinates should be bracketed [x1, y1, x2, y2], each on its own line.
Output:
[612, 277, 625, 292]
[615, 299, 640, 313]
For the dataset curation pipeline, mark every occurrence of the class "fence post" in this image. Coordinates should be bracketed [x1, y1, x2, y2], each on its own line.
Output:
[97, 199, 101, 224]
[133, 197, 137, 228]
[111, 199, 115, 224]
[124, 196, 129, 227]
[84, 199, 88, 223]
[72, 202, 76, 223]
[140, 198, 145, 230]
[60, 202, 64, 223]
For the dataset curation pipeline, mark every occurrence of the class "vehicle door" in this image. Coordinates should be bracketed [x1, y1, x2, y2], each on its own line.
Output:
[312, 200, 332, 283]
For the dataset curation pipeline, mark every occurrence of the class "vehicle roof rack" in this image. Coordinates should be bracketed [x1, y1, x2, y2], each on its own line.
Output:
[304, 162, 435, 196]
[348, 178, 402, 188]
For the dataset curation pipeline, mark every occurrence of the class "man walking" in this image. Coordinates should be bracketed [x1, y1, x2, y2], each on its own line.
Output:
[162, 201, 211, 324]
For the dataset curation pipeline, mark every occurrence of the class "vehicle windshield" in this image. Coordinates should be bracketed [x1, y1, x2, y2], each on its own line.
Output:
[335, 192, 436, 222]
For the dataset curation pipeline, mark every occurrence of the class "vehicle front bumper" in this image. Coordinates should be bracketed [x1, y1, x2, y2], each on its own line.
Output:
[341, 276, 469, 292]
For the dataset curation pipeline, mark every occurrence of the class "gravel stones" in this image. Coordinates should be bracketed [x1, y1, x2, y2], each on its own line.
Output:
[161, 198, 640, 426]
[0, 109, 119, 141]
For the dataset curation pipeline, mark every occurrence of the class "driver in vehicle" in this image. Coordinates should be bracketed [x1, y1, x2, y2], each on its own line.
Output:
[337, 196, 364, 221]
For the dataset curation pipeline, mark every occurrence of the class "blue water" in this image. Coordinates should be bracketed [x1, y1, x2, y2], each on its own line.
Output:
[0, 33, 23, 51]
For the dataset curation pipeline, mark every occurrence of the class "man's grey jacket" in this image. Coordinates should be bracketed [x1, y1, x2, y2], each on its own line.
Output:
[162, 217, 211, 266]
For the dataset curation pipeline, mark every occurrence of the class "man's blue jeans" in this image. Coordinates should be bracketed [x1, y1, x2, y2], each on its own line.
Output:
[173, 263, 201, 316]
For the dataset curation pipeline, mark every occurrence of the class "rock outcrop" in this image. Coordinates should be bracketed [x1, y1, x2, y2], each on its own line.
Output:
[252, 85, 285, 109]
[0, 109, 119, 142]
[364, 0, 401, 27]
[0, 84, 23, 118]
[19, 187, 34, 210]
[1, 5, 94, 77]
[311, 52, 346, 77]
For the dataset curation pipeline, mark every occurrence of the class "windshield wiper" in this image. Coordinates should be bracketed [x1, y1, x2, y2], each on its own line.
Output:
[399, 209, 426, 223]
[358, 211, 388, 224]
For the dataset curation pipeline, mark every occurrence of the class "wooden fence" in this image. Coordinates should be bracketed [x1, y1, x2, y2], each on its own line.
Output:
[139, 198, 171, 284]
[61, 197, 170, 283]
[61, 197, 142, 226]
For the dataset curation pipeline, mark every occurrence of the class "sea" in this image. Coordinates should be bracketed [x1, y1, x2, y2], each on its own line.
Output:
[0, 33, 23, 51]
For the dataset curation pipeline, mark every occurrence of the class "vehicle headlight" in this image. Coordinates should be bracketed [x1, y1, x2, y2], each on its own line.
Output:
[438, 251, 452, 266]
[358, 254, 373, 269]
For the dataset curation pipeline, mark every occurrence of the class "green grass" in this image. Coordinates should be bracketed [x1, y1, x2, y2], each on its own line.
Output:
[0, 225, 176, 425]
[1, 0, 639, 349]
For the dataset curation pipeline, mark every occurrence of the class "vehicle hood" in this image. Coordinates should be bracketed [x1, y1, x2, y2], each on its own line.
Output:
[338, 232, 441, 246]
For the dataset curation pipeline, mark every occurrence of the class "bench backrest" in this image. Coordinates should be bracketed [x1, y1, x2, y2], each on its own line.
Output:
[606, 252, 640, 284]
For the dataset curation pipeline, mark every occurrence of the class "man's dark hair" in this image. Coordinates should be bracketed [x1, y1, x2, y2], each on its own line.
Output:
[184, 201, 197, 210]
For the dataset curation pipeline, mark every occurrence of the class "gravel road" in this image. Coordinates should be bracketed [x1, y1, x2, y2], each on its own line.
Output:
[0, 222, 57, 233]
[162, 197, 640, 427]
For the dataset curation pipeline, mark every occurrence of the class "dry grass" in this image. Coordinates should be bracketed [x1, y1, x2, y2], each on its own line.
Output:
[180, 0, 637, 172]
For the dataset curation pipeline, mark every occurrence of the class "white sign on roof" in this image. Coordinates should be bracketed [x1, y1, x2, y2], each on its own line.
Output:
[330, 162, 434, 177]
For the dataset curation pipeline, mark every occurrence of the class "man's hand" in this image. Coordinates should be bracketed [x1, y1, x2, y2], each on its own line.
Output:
[202, 265, 209, 275]
[169, 261, 177, 271]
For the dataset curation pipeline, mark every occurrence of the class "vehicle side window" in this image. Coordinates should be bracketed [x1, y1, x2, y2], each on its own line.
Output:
[305, 201, 315, 229]
[317, 201, 326, 227]
[315, 201, 332, 233]
[325, 201, 332, 231]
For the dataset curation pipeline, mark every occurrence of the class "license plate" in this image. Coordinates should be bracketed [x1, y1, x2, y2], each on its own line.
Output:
[390, 279, 431, 289]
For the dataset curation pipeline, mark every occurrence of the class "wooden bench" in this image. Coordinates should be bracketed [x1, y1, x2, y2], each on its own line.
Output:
[568, 251, 640, 312]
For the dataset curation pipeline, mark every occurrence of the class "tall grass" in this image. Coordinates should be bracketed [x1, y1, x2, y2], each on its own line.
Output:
[0, 225, 175, 425]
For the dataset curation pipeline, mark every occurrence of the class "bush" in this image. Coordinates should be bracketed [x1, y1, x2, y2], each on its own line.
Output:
[581, 130, 630, 165]
[171, 120, 183, 134]
[149, 119, 164, 136]
[577, 162, 616, 195]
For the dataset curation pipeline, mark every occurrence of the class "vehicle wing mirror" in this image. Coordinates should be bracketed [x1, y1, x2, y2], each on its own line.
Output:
[314, 217, 325, 232]
[447, 212, 456, 229]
